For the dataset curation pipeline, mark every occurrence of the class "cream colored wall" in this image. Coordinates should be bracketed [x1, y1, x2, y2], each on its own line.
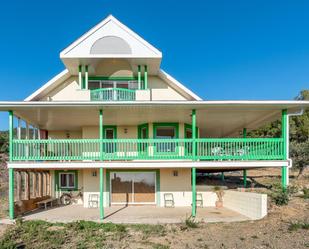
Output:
[95, 59, 133, 77]
[148, 76, 187, 101]
[38, 73, 189, 102]
[40, 76, 90, 101]
[160, 168, 216, 207]
[82, 169, 109, 207]
[82, 126, 138, 139]
[48, 130, 82, 139]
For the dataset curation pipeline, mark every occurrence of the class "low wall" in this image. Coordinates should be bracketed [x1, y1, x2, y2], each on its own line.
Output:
[223, 190, 267, 220]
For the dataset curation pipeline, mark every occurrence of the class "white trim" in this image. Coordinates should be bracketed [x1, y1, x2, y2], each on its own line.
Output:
[158, 69, 202, 101]
[24, 69, 70, 101]
[60, 15, 162, 58]
[8, 160, 290, 169]
[1, 100, 309, 108]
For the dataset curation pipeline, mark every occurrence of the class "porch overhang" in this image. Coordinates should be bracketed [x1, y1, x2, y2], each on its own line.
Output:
[7, 159, 290, 170]
[0, 100, 308, 137]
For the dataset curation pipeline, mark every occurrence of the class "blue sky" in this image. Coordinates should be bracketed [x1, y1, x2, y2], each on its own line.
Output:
[0, 1, 308, 129]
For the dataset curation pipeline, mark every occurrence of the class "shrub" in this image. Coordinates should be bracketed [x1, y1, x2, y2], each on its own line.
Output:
[288, 221, 309, 231]
[302, 188, 309, 199]
[184, 216, 198, 228]
[271, 189, 289, 206]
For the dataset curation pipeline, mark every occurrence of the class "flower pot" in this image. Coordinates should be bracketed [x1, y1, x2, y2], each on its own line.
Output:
[215, 201, 223, 208]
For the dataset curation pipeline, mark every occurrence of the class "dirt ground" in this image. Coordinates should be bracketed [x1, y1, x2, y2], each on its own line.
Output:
[0, 168, 308, 249]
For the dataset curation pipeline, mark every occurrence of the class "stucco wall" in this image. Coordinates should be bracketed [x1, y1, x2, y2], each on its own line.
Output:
[148, 76, 187, 101]
[95, 59, 133, 77]
[48, 130, 82, 139]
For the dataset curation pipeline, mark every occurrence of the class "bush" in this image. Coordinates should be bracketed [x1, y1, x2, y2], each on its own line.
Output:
[288, 221, 309, 231]
[271, 189, 290, 206]
[184, 216, 198, 228]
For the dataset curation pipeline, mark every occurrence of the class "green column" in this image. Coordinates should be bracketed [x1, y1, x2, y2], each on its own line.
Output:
[281, 109, 288, 189]
[99, 109, 104, 220]
[78, 65, 82, 89]
[138, 65, 141, 90]
[144, 65, 148, 90]
[9, 110, 14, 219]
[191, 109, 196, 217]
[243, 128, 247, 187]
[100, 167, 104, 220]
[99, 109, 103, 161]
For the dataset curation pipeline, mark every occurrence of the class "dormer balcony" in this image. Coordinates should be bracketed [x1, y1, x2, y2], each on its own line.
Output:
[89, 79, 140, 101]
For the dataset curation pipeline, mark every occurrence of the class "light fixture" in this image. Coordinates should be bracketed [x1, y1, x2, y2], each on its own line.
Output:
[92, 171, 97, 177]
[124, 128, 128, 134]
[173, 170, 178, 177]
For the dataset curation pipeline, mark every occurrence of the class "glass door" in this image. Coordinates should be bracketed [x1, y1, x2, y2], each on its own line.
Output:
[110, 172, 156, 205]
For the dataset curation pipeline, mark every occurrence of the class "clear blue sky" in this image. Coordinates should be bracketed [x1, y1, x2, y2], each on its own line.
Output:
[0, 1, 308, 129]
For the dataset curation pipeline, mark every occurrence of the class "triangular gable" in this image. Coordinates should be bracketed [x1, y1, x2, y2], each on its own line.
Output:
[60, 15, 162, 58]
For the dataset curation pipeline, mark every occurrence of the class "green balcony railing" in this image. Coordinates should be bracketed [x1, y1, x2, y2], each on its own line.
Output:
[12, 138, 284, 162]
[91, 88, 136, 101]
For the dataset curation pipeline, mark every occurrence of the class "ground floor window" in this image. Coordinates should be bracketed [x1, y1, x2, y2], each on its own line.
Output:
[110, 172, 156, 204]
[55, 170, 78, 190]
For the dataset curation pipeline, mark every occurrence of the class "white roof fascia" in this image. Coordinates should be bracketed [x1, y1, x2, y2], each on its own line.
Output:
[24, 69, 70, 101]
[158, 69, 203, 101]
[2, 100, 309, 108]
[60, 15, 162, 58]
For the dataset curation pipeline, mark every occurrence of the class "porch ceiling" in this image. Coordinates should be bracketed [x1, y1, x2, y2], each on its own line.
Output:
[0, 101, 308, 137]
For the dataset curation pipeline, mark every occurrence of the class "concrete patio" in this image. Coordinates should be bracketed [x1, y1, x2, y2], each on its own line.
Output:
[22, 205, 250, 224]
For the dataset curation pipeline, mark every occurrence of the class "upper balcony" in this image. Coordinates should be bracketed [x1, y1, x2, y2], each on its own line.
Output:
[89, 79, 139, 101]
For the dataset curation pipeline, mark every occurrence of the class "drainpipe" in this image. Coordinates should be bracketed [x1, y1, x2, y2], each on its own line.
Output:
[286, 108, 304, 185]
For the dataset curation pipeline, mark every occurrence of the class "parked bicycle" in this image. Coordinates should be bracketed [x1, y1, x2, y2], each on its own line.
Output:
[60, 188, 83, 205]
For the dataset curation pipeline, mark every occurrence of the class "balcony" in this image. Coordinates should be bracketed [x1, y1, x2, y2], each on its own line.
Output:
[12, 138, 284, 162]
[90, 88, 136, 101]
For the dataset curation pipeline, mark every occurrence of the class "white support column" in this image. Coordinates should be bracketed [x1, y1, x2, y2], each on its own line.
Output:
[85, 65, 88, 90]
[17, 117, 21, 139]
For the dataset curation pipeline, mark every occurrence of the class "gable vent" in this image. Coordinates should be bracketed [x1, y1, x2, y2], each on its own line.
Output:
[90, 36, 132, 54]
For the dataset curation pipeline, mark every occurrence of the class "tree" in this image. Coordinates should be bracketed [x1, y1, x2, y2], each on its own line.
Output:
[248, 90, 309, 176]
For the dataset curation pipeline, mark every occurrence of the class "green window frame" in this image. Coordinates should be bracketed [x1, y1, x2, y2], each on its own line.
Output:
[138, 123, 149, 156]
[153, 123, 179, 156]
[55, 170, 78, 191]
[103, 125, 117, 154]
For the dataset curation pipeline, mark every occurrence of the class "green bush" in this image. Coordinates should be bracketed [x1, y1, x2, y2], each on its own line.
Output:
[184, 216, 198, 228]
[288, 221, 309, 231]
[302, 188, 309, 199]
[271, 189, 290, 206]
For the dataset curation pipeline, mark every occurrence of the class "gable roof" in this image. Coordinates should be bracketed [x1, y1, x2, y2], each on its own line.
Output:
[60, 15, 162, 59]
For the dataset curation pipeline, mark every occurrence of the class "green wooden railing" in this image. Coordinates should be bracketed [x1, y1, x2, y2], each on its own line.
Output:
[91, 88, 136, 101]
[12, 138, 284, 162]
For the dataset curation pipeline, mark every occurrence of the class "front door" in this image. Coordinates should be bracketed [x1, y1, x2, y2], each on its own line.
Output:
[110, 172, 156, 205]
[103, 126, 117, 153]
[138, 123, 149, 155]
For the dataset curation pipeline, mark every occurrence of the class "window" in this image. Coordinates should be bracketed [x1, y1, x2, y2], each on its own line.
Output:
[156, 127, 176, 139]
[59, 173, 76, 189]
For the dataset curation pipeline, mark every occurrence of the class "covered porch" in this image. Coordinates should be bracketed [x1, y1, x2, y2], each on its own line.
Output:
[23, 204, 250, 224]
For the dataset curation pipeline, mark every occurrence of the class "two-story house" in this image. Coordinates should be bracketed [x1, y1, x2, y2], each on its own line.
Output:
[1, 15, 308, 221]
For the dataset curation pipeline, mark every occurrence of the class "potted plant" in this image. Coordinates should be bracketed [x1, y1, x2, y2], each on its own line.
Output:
[213, 186, 224, 208]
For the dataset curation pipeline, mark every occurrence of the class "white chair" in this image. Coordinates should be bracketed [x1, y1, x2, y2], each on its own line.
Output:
[196, 193, 203, 207]
[164, 193, 175, 208]
[88, 194, 99, 208]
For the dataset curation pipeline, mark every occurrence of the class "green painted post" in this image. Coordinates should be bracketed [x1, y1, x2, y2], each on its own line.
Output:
[221, 172, 225, 181]
[78, 65, 82, 89]
[144, 65, 148, 89]
[8, 111, 14, 219]
[100, 167, 104, 220]
[281, 109, 288, 189]
[138, 65, 141, 90]
[191, 109, 196, 217]
[99, 110, 103, 161]
[243, 128, 247, 187]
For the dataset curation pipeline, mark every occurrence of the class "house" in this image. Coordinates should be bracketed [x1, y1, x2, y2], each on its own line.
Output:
[1, 15, 308, 221]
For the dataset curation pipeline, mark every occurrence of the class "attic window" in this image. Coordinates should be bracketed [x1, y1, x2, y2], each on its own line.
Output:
[90, 36, 132, 54]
